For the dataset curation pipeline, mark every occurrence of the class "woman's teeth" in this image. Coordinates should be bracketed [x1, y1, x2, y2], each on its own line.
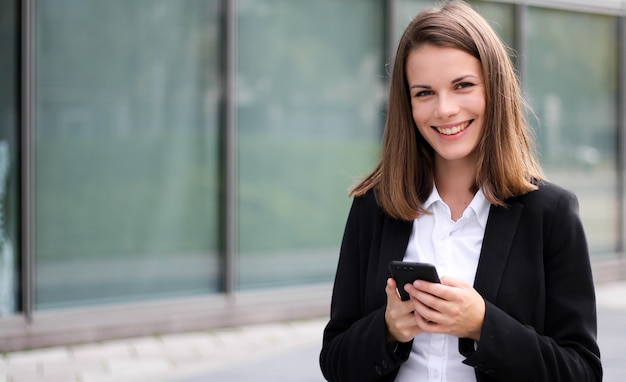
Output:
[435, 120, 471, 135]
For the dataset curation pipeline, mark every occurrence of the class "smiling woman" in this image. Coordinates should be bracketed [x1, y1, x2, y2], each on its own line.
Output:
[406, 45, 486, 191]
[319, 1, 602, 381]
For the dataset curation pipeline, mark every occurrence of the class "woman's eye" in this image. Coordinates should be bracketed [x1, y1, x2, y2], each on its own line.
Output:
[456, 82, 475, 89]
[414, 90, 433, 97]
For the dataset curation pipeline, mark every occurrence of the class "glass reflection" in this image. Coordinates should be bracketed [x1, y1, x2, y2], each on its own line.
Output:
[236, 0, 385, 289]
[34, 0, 222, 308]
[526, 7, 619, 254]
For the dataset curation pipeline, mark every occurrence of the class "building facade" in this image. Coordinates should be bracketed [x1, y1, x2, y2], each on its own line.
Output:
[1, 0, 625, 351]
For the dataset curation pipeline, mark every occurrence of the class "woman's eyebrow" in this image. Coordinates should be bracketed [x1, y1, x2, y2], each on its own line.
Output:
[452, 74, 480, 83]
[410, 74, 480, 90]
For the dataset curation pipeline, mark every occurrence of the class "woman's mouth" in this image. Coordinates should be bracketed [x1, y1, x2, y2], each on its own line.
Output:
[434, 120, 472, 136]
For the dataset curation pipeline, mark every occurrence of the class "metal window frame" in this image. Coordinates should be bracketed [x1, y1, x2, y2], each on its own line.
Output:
[618, 15, 626, 259]
[223, 0, 238, 296]
[386, 0, 398, 61]
[483, 0, 626, 16]
[20, 0, 35, 323]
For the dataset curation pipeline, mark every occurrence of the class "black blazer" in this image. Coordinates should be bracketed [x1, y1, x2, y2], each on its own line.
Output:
[320, 181, 602, 382]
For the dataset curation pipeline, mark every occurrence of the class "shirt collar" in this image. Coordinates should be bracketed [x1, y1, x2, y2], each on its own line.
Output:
[468, 188, 490, 230]
[423, 186, 443, 211]
[423, 185, 491, 229]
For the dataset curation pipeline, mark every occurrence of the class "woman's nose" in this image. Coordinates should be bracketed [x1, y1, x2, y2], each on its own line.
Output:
[435, 93, 459, 118]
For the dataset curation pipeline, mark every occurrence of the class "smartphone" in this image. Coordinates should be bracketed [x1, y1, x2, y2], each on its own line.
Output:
[388, 260, 440, 301]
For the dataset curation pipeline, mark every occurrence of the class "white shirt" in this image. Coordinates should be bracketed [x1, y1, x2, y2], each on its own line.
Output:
[395, 186, 490, 382]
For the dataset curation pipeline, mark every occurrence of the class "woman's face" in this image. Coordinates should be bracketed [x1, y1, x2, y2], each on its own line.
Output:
[406, 44, 486, 166]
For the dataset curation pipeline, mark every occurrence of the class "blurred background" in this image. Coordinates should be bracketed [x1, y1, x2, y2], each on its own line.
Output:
[1, 0, 625, 352]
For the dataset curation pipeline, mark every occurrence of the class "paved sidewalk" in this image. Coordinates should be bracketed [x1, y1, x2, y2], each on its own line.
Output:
[0, 318, 326, 382]
[1, 281, 625, 382]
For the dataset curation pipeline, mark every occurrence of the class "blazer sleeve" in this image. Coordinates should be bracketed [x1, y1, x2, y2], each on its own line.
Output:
[461, 186, 602, 381]
[319, 194, 412, 382]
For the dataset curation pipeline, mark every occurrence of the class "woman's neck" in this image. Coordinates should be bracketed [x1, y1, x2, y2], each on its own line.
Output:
[434, 157, 478, 221]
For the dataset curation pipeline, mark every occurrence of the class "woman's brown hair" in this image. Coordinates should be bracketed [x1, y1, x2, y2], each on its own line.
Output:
[351, 0, 543, 220]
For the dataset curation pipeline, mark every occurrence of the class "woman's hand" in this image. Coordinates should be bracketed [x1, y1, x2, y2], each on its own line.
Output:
[405, 276, 485, 341]
[384, 278, 423, 344]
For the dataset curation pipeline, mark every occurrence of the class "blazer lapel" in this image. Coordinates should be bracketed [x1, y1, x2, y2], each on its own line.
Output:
[460, 201, 523, 357]
[474, 201, 523, 302]
[377, 216, 413, 283]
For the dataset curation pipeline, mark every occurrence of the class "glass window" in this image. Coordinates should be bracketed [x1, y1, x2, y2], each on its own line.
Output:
[236, 0, 385, 289]
[34, 0, 222, 308]
[0, 0, 19, 316]
[525, 7, 619, 255]
[468, 1, 515, 48]
[396, 0, 433, 41]
[396, 1, 514, 49]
